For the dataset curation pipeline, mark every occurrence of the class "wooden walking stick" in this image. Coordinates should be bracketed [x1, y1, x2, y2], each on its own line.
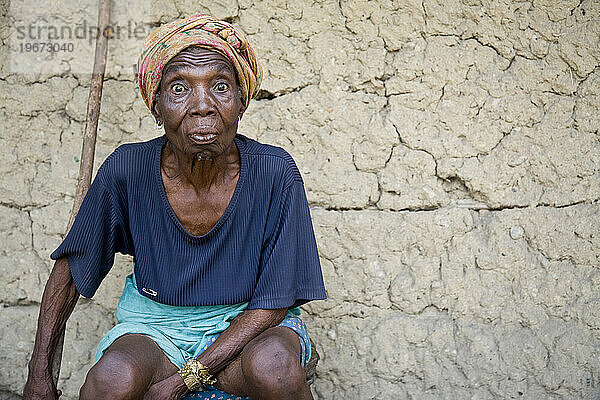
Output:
[52, 0, 111, 387]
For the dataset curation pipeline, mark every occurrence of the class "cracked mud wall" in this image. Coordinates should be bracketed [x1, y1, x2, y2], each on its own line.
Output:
[1, 0, 599, 399]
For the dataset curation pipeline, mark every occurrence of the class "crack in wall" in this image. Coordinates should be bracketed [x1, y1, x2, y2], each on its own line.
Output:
[254, 82, 313, 100]
[317, 200, 596, 213]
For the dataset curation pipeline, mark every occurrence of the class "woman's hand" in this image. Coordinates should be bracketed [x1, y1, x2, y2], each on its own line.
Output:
[23, 377, 61, 400]
[143, 373, 188, 400]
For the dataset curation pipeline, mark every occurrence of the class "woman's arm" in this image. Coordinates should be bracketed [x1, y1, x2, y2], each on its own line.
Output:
[23, 257, 80, 400]
[198, 307, 288, 373]
[144, 308, 287, 399]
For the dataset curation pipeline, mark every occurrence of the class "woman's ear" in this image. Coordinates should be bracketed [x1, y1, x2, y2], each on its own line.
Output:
[151, 93, 161, 123]
[238, 104, 247, 121]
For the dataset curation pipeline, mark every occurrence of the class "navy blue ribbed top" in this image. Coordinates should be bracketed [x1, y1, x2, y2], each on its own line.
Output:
[51, 134, 327, 309]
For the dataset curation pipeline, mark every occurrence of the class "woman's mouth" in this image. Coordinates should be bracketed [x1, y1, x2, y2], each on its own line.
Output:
[188, 133, 217, 145]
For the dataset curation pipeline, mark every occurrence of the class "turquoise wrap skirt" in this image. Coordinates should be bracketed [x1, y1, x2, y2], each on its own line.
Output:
[96, 274, 311, 400]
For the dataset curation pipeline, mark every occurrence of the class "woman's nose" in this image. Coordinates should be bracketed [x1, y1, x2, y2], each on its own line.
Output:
[188, 86, 216, 116]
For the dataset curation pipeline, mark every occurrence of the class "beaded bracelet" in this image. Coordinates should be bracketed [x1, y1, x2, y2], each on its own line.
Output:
[178, 359, 217, 391]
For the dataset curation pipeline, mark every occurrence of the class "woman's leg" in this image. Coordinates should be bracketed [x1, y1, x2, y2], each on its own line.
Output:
[79, 334, 177, 400]
[215, 326, 313, 400]
[80, 327, 312, 400]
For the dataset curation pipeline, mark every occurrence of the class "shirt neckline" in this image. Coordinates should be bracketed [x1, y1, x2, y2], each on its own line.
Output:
[154, 134, 247, 241]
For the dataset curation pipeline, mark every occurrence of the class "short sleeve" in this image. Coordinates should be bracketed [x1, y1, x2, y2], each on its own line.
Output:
[248, 180, 327, 309]
[50, 164, 130, 298]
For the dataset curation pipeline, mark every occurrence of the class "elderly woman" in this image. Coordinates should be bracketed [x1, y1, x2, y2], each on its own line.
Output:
[23, 15, 326, 400]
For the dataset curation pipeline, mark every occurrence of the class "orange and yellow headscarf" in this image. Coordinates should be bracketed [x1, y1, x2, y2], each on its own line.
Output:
[137, 14, 262, 111]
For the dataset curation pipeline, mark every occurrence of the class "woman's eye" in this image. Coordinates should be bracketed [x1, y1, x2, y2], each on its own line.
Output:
[171, 84, 185, 94]
[214, 82, 228, 92]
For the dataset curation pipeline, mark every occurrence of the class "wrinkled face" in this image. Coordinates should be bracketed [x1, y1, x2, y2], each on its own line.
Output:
[153, 46, 244, 160]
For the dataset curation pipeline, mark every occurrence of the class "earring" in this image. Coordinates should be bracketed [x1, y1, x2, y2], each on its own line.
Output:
[156, 119, 163, 128]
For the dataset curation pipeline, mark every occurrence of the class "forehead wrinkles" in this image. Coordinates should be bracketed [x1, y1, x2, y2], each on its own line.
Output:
[163, 60, 235, 79]
[163, 47, 235, 77]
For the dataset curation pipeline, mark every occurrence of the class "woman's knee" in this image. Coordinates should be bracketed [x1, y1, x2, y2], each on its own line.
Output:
[80, 350, 148, 400]
[241, 329, 306, 394]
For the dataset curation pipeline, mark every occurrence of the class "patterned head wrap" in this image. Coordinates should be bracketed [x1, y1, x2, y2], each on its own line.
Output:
[137, 14, 262, 111]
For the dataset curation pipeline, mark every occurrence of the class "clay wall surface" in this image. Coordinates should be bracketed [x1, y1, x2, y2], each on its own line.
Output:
[1, 0, 599, 398]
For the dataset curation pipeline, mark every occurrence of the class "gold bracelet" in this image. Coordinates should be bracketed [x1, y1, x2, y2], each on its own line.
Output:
[178, 359, 217, 391]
